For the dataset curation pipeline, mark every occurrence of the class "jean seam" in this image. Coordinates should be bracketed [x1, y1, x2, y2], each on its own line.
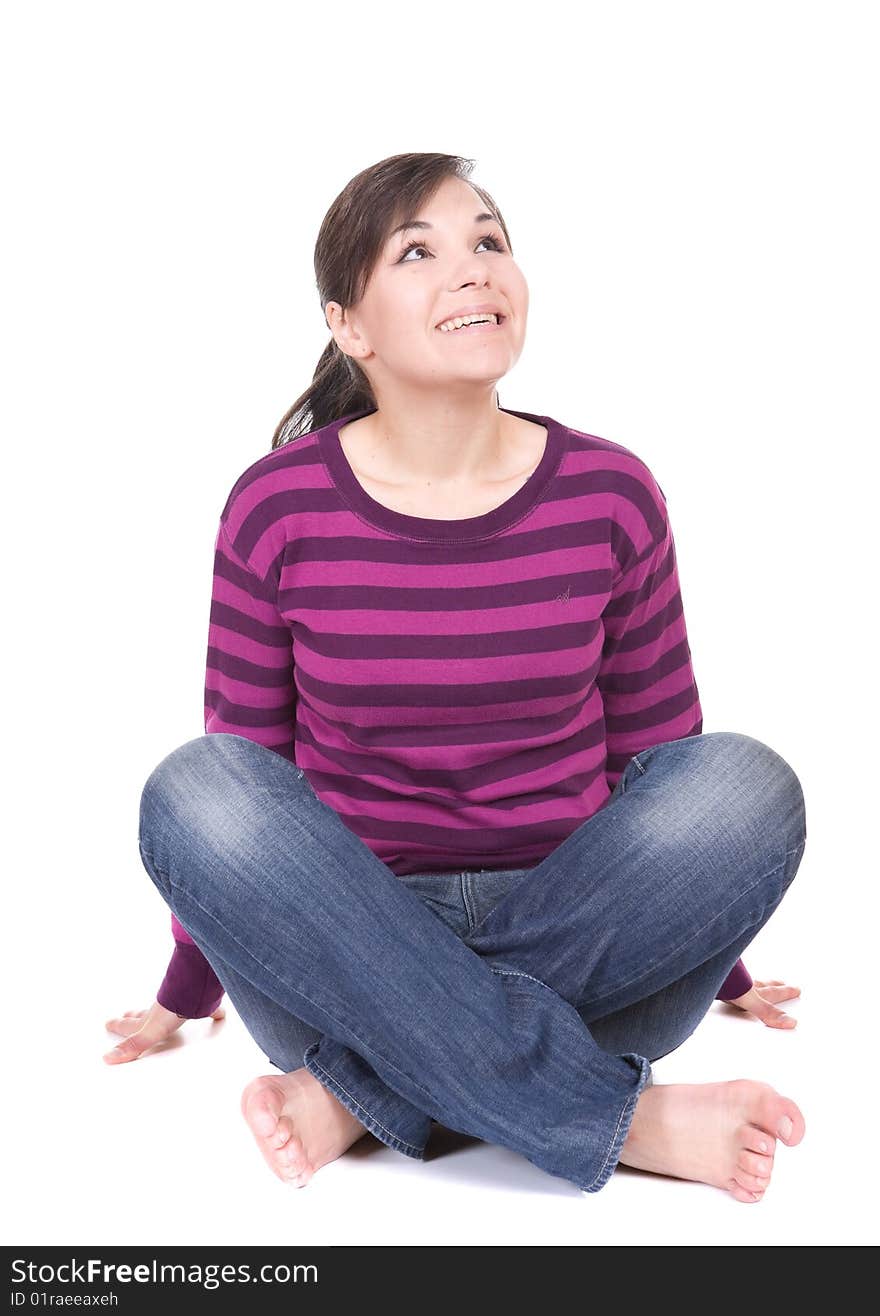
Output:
[141, 842, 439, 1108]
[488, 965, 556, 992]
[460, 872, 477, 931]
[587, 1090, 633, 1191]
[304, 1054, 426, 1158]
[577, 842, 805, 1013]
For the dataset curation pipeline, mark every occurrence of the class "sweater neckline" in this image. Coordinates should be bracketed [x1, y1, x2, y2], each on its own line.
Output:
[318, 404, 565, 542]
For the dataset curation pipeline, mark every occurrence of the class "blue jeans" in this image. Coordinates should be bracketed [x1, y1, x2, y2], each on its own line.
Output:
[137, 730, 806, 1194]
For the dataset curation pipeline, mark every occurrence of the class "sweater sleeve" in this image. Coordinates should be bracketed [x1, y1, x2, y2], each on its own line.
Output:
[597, 473, 750, 1002]
[156, 515, 298, 1018]
[716, 958, 754, 1001]
[156, 930, 226, 1018]
[598, 488, 702, 790]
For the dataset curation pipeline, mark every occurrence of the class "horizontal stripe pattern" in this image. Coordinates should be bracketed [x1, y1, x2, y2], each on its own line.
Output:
[203, 409, 702, 875]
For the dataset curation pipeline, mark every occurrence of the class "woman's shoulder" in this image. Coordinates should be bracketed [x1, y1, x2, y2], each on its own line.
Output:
[557, 414, 668, 505]
[218, 427, 325, 523]
[561, 414, 652, 470]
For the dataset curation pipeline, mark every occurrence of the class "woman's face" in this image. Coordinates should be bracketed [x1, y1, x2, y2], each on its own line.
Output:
[327, 175, 528, 395]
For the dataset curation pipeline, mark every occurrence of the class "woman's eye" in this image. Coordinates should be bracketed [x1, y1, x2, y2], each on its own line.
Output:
[399, 233, 506, 263]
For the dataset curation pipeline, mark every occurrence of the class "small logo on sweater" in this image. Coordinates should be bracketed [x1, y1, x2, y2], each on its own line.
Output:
[554, 584, 571, 604]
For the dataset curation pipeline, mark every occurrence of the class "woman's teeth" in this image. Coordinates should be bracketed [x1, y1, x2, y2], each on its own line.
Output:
[437, 313, 501, 332]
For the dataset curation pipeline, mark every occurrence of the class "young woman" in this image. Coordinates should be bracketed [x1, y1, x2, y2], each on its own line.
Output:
[106, 152, 807, 1202]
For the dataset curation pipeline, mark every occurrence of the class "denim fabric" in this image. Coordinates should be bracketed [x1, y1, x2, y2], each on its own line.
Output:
[137, 731, 806, 1194]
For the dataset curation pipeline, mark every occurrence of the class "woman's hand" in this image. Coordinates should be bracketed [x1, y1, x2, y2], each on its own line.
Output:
[103, 1000, 226, 1064]
[724, 978, 801, 1029]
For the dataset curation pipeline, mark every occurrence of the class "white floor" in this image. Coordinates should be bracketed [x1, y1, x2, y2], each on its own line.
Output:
[7, 839, 874, 1246]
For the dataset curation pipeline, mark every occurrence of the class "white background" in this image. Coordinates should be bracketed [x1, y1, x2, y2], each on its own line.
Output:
[2, 0, 877, 1247]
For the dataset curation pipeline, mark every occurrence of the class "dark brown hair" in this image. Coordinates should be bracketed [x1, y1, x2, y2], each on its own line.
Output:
[270, 152, 513, 449]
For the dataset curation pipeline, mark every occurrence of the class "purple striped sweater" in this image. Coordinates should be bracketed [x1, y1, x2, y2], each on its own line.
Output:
[156, 405, 753, 1018]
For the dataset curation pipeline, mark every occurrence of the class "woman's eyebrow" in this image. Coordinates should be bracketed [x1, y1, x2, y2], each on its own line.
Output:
[389, 212, 498, 239]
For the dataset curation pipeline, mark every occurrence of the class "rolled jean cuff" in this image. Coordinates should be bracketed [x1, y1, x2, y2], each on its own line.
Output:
[581, 1050, 654, 1194]
[302, 1038, 432, 1160]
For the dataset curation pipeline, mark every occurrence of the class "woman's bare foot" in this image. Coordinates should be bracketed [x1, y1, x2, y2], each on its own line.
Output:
[618, 1079, 805, 1202]
[241, 1067, 369, 1186]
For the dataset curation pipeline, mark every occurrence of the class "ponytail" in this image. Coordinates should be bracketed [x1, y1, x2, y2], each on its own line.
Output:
[271, 337, 374, 450]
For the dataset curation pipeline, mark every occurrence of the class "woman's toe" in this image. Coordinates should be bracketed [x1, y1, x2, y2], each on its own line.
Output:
[753, 1091, 807, 1148]
[738, 1147, 774, 1179]
[272, 1116, 293, 1149]
[278, 1139, 308, 1180]
[729, 1180, 765, 1203]
[241, 1077, 283, 1138]
[733, 1168, 770, 1194]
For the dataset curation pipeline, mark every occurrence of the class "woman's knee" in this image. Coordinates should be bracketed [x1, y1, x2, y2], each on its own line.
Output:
[638, 731, 806, 909]
[707, 731, 806, 849]
[138, 733, 253, 851]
